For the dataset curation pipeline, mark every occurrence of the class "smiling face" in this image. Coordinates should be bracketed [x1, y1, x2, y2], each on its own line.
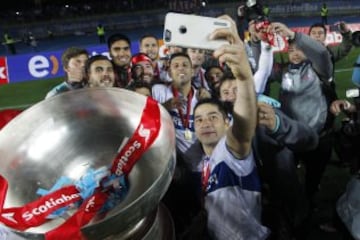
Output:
[309, 26, 326, 45]
[87, 59, 115, 87]
[135, 61, 154, 84]
[288, 43, 306, 65]
[186, 48, 205, 68]
[206, 67, 224, 90]
[140, 36, 159, 61]
[169, 55, 193, 89]
[219, 79, 237, 103]
[64, 54, 88, 80]
[194, 103, 228, 147]
[109, 40, 132, 67]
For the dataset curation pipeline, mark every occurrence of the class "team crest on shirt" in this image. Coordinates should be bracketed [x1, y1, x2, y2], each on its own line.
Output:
[282, 72, 294, 91]
[206, 173, 218, 192]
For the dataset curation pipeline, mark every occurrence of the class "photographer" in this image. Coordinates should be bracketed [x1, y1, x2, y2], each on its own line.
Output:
[320, 97, 360, 236]
[309, 22, 353, 64]
[331, 54, 360, 174]
[331, 103, 360, 174]
[318, 55, 360, 236]
[309, 21, 353, 118]
[334, 92, 360, 239]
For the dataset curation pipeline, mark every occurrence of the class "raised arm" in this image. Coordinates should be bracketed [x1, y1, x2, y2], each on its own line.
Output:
[254, 41, 273, 94]
[328, 22, 353, 62]
[211, 15, 257, 158]
[271, 22, 333, 82]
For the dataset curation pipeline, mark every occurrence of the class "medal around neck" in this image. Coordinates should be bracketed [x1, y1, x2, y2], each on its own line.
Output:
[184, 128, 193, 141]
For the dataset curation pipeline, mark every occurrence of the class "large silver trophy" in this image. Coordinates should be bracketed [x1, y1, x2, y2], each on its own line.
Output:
[0, 88, 176, 239]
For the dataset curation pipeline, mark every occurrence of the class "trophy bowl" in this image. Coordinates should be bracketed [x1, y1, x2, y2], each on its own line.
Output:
[0, 88, 176, 239]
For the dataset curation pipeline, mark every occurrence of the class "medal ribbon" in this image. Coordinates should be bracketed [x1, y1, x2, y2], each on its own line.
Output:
[0, 97, 161, 239]
[154, 62, 160, 79]
[171, 86, 193, 130]
[201, 156, 211, 193]
[199, 70, 205, 88]
[127, 66, 132, 85]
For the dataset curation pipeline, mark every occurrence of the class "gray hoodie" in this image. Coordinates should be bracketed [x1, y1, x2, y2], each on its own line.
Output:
[279, 32, 333, 133]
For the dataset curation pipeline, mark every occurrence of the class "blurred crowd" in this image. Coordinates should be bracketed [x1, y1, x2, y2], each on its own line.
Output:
[0, 0, 236, 25]
[1, 0, 357, 26]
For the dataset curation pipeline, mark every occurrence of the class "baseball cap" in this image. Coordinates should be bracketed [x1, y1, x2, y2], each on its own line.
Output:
[131, 53, 152, 66]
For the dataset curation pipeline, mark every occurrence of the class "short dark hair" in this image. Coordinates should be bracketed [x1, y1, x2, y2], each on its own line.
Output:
[139, 34, 158, 44]
[204, 65, 223, 81]
[194, 98, 229, 121]
[218, 69, 235, 87]
[309, 23, 327, 36]
[85, 55, 112, 74]
[169, 52, 192, 66]
[107, 33, 131, 49]
[219, 70, 235, 82]
[61, 47, 88, 68]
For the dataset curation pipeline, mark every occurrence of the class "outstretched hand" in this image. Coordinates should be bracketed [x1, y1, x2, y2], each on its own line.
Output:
[257, 102, 276, 131]
[270, 22, 295, 40]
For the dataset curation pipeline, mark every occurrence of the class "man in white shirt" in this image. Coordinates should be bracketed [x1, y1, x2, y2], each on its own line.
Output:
[192, 15, 269, 240]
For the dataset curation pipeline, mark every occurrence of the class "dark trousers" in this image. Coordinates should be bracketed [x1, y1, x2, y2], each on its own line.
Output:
[322, 16, 328, 25]
[98, 35, 105, 43]
[299, 131, 334, 200]
[260, 148, 309, 230]
[7, 44, 16, 54]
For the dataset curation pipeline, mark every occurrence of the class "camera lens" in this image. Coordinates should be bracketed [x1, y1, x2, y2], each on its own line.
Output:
[164, 30, 171, 42]
[352, 31, 360, 47]
[179, 25, 187, 34]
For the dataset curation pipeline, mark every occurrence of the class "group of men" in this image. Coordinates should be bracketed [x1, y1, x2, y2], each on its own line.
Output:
[9, 11, 357, 240]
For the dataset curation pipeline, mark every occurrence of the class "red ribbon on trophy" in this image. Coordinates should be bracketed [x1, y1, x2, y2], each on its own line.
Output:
[0, 97, 161, 239]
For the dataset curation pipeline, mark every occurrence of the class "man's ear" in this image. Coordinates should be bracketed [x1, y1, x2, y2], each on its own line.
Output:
[224, 117, 230, 129]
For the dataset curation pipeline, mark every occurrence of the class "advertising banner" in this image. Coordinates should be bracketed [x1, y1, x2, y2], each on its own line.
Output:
[0, 57, 9, 84]
[1, 42, 140, 85]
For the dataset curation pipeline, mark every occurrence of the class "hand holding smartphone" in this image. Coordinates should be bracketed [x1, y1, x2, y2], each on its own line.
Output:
[163, 12, 231, 50]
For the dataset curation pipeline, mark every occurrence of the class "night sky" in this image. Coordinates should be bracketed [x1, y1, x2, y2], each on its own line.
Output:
[4, 0, 95, 11]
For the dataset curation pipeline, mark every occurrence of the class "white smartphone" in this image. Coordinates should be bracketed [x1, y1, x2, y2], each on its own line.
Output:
[163, 12, 231, 51]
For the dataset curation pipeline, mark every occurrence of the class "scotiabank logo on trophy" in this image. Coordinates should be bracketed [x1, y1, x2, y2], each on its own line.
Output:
[22, 193, 80, 221]
[114, 140, 141, 176]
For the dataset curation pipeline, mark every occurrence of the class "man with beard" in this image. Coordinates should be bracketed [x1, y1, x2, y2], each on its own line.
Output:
[130, 53, 155, 85]
[85, 55, 117, 88]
